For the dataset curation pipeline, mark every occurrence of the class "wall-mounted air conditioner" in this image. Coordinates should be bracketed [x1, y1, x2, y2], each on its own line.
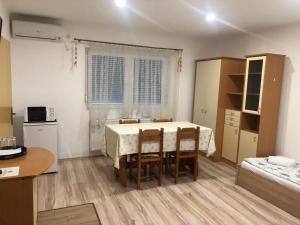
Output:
[12, 20, 64, 42]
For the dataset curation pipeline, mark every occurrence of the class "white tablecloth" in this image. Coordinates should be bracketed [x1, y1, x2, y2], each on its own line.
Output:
[105, 121, 216, 169]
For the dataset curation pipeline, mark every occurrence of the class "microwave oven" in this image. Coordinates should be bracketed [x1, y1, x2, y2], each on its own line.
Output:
[24, 106, 56, 123]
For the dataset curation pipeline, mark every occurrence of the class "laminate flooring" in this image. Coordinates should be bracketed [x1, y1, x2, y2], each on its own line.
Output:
[38, 203, 101, 225]
[37, 155, 300, 225]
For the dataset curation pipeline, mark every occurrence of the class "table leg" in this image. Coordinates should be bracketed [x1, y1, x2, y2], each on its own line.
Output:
[114, 168, 120, 177]
[119, 156, 128, 187]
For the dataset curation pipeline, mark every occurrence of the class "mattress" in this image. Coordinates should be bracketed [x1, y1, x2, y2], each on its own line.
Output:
[241, 157, 300, 193]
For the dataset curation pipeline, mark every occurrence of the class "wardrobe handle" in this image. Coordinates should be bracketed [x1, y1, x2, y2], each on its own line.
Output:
[235, 129, 238, 135]
[253, 137, 257, 142]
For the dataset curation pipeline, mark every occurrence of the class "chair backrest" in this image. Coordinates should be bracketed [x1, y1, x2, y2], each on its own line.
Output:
[119, 118, 141, 124]
[176, 127, 200, 152]
[152, 118, 173, 122]
[138, 128, 164, 157]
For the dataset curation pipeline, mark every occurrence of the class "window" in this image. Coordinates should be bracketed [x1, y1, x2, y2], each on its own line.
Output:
[91, 55, 124, 104]
[133, 58, 162, 105]
[87, 46, 179, 155]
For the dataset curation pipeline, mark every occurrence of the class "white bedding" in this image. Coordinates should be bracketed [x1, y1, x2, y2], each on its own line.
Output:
[241, 158, 300, 193]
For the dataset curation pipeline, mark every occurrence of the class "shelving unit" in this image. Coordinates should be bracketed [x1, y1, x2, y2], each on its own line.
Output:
[240, 113, 260, 133]
[193, 54, 284, 165]
[220, 63, 246, 163]
[223, 73, 245, 111]
[226, 73, 245, 76]
[220, 53, 285, 166]
[193, 57, 246, 162]
[237, 53, 285, 164]
[226, 92, 243, 96]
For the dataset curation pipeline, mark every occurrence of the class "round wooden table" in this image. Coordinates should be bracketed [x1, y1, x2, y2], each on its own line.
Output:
[0, 147, 54, 225]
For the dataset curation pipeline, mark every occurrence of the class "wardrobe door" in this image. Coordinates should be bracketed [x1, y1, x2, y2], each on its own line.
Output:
[222, 124, 239, 163]
[237, 130, 258, 164]
[193, 59, 221, 131]
[0, 38, 13, 137]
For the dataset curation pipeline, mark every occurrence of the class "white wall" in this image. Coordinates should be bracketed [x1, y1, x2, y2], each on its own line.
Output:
[202, 23, 300, 161]
[11, 39, 89, 159]
[11, 23, 206, 159]
[0, 0, 10, 39]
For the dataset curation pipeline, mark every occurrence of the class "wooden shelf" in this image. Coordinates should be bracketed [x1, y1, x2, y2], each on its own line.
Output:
[241, 129, 259, 134]
[226, 73, 245, 76]
[227, 106, 242, 111]
[242, 111, 260, 116]
[227, 92, 243, 96]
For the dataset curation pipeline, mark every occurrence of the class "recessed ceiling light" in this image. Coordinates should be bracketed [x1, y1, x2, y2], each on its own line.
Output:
[206, 13, 216, 22]
[115, 0, 126, 8]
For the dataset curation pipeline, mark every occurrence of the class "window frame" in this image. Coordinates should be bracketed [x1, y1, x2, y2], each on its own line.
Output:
[133, 57, 164, 106]
[89, 53, 127, 106]
[88, 52, 168, 107]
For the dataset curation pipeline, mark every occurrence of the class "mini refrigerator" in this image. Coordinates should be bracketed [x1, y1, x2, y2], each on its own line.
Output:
[23, 122, 58, 173]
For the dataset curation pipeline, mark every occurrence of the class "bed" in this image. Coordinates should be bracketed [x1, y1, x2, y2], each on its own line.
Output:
[236, 157, 300, 219]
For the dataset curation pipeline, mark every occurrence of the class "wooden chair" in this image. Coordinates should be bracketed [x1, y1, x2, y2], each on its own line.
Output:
[115, 118, 141, 177]
[152, 118, 173, 122]
[166, 127, 200, 183]
[134, 128, 164, 190]
[152, 117, 173, 173]
[119, 118, 141, 124]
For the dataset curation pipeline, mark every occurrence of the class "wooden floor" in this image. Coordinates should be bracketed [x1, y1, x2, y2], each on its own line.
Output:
[37, 155, 300, 225]
[38, 203, 101, 225]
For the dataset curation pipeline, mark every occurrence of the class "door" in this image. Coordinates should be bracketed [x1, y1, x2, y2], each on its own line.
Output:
[237, 130, 258, 164]
[222, 124, 239, 163]
[0, 38, 13, 138]
[242, 56, 266, 115]
[193, 60, 221, 131]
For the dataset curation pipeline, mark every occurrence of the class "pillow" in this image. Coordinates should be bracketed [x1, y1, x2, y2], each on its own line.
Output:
[268, 156, 296, 168]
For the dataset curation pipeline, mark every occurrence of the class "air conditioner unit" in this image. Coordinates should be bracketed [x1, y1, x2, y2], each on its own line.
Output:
[12, 20, 64, 42]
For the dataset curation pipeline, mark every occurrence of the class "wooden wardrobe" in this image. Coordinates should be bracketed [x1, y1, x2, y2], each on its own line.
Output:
[221, 53, 285, 165]
[193, 54, 285, 165]
[193, 57, 246, 161]
[0, 37, 13, 138]
[236, 53, 285, 164]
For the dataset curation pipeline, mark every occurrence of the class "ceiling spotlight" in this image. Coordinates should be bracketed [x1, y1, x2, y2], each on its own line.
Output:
[115, 0, 126, 8]
[206, 13, 216, 22]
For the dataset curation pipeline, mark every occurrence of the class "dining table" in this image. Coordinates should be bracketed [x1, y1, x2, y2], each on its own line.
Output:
[105, 121, 216, 186]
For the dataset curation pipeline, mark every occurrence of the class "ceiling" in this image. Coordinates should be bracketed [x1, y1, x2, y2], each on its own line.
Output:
[4, 0, 300, 37]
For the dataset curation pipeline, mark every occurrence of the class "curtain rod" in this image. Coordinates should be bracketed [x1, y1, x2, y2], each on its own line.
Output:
[74, 38, 184, 52]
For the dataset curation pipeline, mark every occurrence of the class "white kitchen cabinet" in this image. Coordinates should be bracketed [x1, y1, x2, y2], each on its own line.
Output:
[222, 125, 239, 163]
[222, 109, 241, 163]
[237, 130, 258, 164]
